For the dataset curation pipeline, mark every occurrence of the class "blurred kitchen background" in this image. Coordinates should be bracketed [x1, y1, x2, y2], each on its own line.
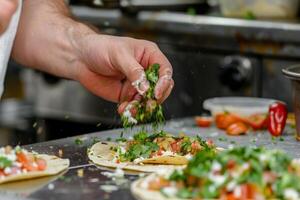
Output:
[2, 0, 300, 145]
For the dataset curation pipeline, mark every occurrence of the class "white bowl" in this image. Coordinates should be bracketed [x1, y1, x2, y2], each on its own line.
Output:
[203, 97, 276, 117]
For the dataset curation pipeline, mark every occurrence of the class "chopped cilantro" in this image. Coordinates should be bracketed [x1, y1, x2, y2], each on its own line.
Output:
[106, 137, 111, 141]
[121, 142, 159, 162]
[0, 157, 12, 169]
[90, 137, 100, 145]
[58, 176, 73, 183]
[166, 147, 299, 199]
[218, 137, 227, 142]
[115, 138, 127, 142]
[75, 138, 84, 145]
[121, 64, 165, 128]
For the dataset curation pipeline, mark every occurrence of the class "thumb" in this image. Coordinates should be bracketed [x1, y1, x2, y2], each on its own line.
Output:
[120, 56, 149, 95]
[0, 0, 18, 34]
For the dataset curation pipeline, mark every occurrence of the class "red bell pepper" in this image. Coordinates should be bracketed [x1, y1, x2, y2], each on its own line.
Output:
[267, 102, 288, 137]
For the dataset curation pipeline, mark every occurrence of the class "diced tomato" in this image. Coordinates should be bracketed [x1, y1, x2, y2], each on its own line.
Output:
[23, 162, 38, 171]
[17, 152, 38, 171]
[226, 160, 236, 170]
[36, 158, 47, 171]
[191, 141, 201, 151]
[195, 116, 212, 128]
[215, 113, 241, 130]
[17, 152, 29, 164]
[157, 148, 163, 156]
[226, 122, 248, 136]
[240, 184, 255, 199]
[187, 175, 197, 185]
[170, 141, 181, 153]
[224, 193, 239, 200]
[0, 170, 5, 177]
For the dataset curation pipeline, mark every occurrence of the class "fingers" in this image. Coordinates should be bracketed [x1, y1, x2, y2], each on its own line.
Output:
[78, 68, 122, 103]
[118, 55, 150, 96]
[0, 0, 18, 34]
[157, 79, 174, 104]
[118, 101, 129, 114]
[142, 43, 173, 101]
[119, 80, 137, 102]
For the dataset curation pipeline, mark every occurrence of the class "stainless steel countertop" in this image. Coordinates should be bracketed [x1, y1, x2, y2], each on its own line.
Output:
[0, 118, 299, 200]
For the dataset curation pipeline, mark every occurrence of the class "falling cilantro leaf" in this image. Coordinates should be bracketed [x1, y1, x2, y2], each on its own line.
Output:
[75, 138, 84, 145]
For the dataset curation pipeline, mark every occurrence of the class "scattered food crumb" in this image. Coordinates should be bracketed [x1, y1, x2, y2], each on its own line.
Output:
[58, 149, 63, 157]
[75, 138, 84, 145]
[89, 178, 99, 183]
[33, 122, 37, 128]
[100, 185, 118, 193]
[210, 132, 219, 137]
[101, 168, 124, 179]
[103, 193, 110, 199]
[251, 138, 258, 143]
[77, 169, 84, 178]
[48, 183, 55, 190]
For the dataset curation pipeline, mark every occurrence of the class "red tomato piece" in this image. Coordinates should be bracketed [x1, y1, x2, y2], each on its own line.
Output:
[226, 122, 248, 136]
[215, 113, 241, 130]
[17, 152, 28, 164]
[36, 158, 47, 171]
[195, 116, 212, 128]
[170, 142, 181, 153]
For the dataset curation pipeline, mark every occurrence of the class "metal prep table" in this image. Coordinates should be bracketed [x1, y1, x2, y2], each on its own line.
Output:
[0, 118, 299, 200]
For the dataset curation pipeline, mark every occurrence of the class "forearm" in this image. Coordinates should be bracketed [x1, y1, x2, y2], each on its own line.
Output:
[12, 0, 94, 80]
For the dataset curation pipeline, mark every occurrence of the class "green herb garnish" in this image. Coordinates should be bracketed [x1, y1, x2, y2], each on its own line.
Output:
[121, 64, 165, 128]
[0, 157, 12, 169]
[75, 138, 84, 145]
[166, 147, 299, 199]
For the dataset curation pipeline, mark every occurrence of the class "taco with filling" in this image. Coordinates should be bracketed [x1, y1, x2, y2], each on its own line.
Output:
[0, 146, 69, 184]
[131, 146, 300, 200]
[88, 130, 219, 172]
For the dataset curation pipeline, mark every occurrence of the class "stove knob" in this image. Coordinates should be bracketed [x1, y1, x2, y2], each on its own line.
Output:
[219, 56, 253, 91]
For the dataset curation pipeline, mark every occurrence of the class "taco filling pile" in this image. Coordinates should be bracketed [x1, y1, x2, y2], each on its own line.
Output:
[0, 146, 46, 178]
[0, 146, 69, 184]
[111, 131, 216, 164]
[88, 130, 218, 172]
[132, 147, 300, 200]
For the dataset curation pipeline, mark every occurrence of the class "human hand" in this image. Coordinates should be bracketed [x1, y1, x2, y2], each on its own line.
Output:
[0, 0, 18, 34]
[74, 34, 174, 112]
